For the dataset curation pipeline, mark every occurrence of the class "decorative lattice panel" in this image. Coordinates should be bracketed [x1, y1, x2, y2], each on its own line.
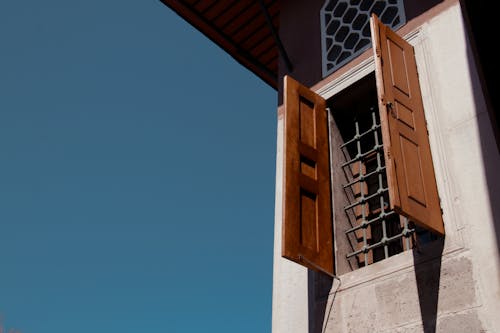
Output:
[320, 0, 406, 77]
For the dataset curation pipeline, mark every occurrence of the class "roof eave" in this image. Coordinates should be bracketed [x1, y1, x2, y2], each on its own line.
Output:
[159, 0, 278, 89]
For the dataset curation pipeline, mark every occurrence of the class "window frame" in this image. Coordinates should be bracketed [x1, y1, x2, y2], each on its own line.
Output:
[282, 16, 446, 276]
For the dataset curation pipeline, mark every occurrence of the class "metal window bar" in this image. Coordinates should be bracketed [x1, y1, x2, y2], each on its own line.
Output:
[342, 110, 415, 267]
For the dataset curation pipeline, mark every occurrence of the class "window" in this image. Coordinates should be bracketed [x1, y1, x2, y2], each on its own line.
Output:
[330, 72, 442, 273]
[320, 0, 406, 77]
[282, 15, 444, 276]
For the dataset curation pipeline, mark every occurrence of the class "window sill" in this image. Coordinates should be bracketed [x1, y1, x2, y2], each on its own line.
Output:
[335, 238, 465, 292]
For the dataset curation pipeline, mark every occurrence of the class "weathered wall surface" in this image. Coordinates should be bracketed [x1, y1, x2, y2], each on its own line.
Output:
[272, 2, 500, 332]
[318, 252, 483, 332]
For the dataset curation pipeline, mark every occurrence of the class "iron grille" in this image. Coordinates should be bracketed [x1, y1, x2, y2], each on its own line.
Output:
[341, 109, 416, 266]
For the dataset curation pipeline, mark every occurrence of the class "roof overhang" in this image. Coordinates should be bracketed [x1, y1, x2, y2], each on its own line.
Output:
[159, 0, 280, 89]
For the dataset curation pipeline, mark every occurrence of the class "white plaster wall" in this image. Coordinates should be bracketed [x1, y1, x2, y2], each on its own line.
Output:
[271, 107, 309, 333]
[414, 4, 500, 331]
[272, 3, 500, 332]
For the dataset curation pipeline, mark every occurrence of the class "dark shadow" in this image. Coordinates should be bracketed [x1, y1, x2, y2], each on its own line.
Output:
[307, 270, 334, 333]
[404, 0, 444, 22]
[413, 238, 445, 333]
[460, 0, 500, 255]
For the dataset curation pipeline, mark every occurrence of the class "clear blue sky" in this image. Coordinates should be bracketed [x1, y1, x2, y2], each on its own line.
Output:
[0, 1, 277, 332]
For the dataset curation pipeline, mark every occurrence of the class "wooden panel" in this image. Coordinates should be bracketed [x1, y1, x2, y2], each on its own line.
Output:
[400, 135, 426, 205]
[222, 3, 261, 35]
[204, 0, 237, 21]
[387, 39, 410, 96]
[248, 33, 275, 56]
[237, 2, 278, 49]
[268, 58, 278, 73]
[194, 0, 217, 13]
[282, 75, 334, 276]
[259, 47, 278, 66]
[231, 15, 267, 43]
[300, 190, 319, 251]
[213, 0, 253, 28]
[395, 101, 415, 129]
[371, 14, 444, 235]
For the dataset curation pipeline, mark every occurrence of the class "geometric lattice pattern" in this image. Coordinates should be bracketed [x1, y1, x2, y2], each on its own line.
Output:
[320, 0, 406, 77]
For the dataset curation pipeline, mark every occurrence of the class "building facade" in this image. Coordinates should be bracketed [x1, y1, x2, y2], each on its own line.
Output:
[160, 1, 499, 331]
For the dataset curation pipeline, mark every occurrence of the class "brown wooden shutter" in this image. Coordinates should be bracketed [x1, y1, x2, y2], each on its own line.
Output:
[371, 14, 445, 235]
[282, 75, 334, 276]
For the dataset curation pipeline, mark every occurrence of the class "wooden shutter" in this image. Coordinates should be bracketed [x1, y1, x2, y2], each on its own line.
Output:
[282, 75, 334, 276]
[371, 15, 444, 235]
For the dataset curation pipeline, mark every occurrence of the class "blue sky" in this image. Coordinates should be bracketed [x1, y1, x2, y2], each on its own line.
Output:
[0, 1, 276, 332]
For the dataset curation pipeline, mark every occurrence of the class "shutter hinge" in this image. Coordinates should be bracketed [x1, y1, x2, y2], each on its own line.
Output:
[387, 102, 396, 118]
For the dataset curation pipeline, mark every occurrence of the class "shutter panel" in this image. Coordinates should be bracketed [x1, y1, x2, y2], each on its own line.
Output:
[371, 15, 445, 235]
[282, 75, 334, 276]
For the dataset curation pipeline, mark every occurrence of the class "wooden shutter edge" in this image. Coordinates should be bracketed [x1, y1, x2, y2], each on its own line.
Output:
[281, 75, 298, 262]
[371, 14, 402, 211]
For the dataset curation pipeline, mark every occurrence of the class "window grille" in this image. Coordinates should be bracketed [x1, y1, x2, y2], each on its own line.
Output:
[320, 0, 406, 77]
[341, 109, 415, 266]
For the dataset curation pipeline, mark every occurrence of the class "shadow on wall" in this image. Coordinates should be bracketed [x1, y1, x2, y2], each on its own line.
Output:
[306, 240, 445, 333]
[460, 0, 500, 257]
[413, 239, 445, 333]
[307, 270, 333, 333]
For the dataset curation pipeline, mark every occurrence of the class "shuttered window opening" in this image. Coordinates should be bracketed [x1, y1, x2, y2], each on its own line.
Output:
[334, 86, 439, 269]
[282, 15, 444, 276]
